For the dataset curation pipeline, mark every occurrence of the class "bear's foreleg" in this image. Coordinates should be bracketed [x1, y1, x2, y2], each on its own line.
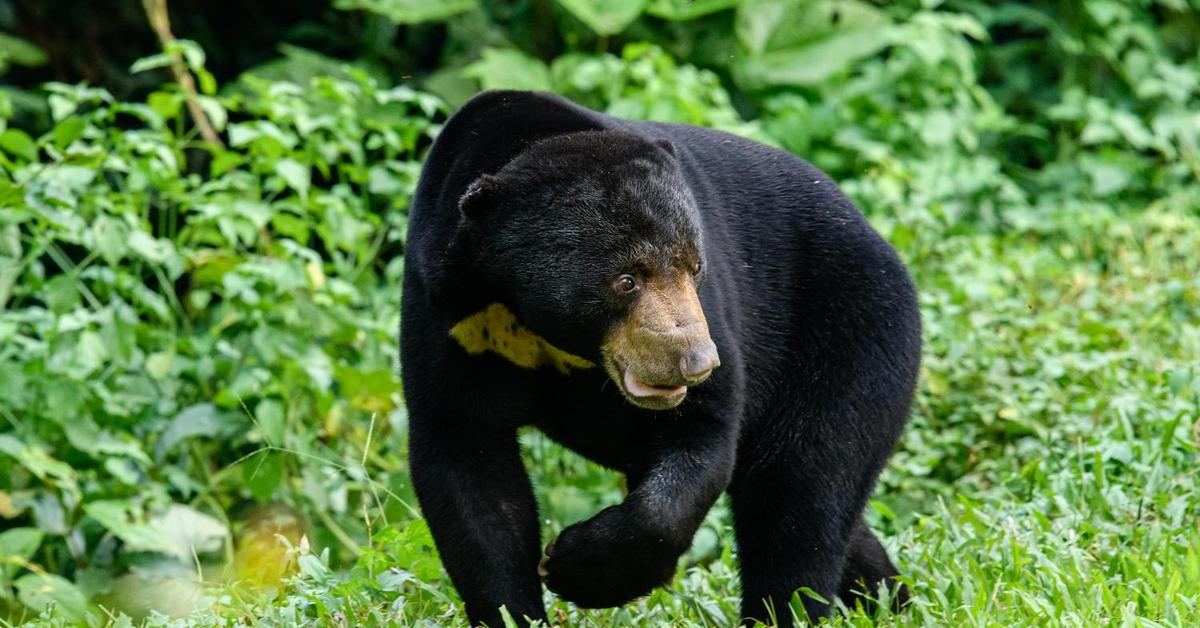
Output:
[539, 411, 738, 607]
[409, 420, 547, 627]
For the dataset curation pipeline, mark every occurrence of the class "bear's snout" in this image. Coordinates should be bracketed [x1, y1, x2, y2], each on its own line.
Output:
[602, 273, 719, 409]
[679, 340, 719, 385]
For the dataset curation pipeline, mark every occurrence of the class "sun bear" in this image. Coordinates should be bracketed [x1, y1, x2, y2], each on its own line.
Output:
[400, 90, 921, 627]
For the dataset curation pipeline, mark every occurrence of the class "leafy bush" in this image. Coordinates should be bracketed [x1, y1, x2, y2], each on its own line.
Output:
[0, 64, 442, 621]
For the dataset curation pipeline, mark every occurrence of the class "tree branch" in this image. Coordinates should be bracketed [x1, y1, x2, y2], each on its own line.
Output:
[141, 0, 224, 148]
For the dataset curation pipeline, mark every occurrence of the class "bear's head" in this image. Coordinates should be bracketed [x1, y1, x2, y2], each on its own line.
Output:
[454, 130, 720, 410]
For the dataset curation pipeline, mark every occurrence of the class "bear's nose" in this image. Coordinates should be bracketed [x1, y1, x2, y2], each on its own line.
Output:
[679, 342, 720, 385]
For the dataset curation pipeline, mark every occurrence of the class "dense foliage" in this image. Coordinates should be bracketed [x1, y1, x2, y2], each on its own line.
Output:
[1, 0, 1198, 625]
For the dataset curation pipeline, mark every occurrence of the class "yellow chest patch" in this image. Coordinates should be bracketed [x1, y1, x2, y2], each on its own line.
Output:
[449, 303, 595, 374]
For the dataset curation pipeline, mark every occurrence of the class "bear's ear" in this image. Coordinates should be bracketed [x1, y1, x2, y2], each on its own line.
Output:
[654, 139, 676, 157]
[459, 174, 501, 218]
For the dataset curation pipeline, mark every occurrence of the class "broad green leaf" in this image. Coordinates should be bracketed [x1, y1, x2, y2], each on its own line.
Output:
[423, 67, 480, 109]
[58, 417, 151, 464]
[47, 93, 75, 120]
[91, 216, 129, 265]
[244, 452, 286, 503]
[52, 116, 86, 149]
[368, 164, 410, 195]
[84, 500, 174, 556]
[463, 48, 553, 91]
[74, 330, 107, 377]
[84, 501, 224, 563]
[256, 399, 286, 446]
[734, 0, 890, 88]
[0, 527, 43, 580]
[105, 458, 141, 485]
[241, 44, 362, 85]
[147, 90, 183, 121]
[197, 95, 226, 131]
[127, 230, 177, 264]
[297, 552, 332, 584]
[736, 0, 886, 53]
[646, 0, 740, 20]
[276, 158, 311, 201]
[735, 29, 890, 87]
[150, 505, 229, 562]
[155, 403, 234, 461]
[0, 33, 48, 67]
[0, 223, 20, 258]
[28, 493, 68, 535]
[15, 574, 88, 623]
[333, 0, 478, 24]
[0, 128, 36, 162]
[0, 436, 78, 489]
[556, 0, 648, 35]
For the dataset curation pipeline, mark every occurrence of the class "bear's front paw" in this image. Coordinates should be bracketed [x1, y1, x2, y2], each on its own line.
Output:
[538, 505, 683, 608]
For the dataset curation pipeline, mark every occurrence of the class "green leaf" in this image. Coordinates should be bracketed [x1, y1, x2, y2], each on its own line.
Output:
[243, 452, 285, 503]
[28, 493, 67, 535]
[734, 0, 890, 88]
[646, 0, 740, 20]
[0, 527, 43, 580]
[0, 436, 78, 489]
[91, 215, 130, 265]
[84, 500, 174, 556]
[58, 417, 151, 464]
[867, 499, 897, 521]
[0, 128, 36, 162]
[155, 403, 235, 461]
[166, 40, 206, 73]
[15, 573, 88, 623]
[127, 230, 177, 264]
[256, 399, 286, 446]
[463, 48, 553, 92]
[246, 44, 366, 86]
[52, 116, 86, 149]
[84, 501, 225, 563]
[0, 33, 48, 68]
[147, 90, 183, 121]
[333, 0, 478, 24]
[150, 505, 229, 561]
[129, 52, 173, 74]
[737, 0, 885, 53]
[795, 586, 829, 604]
[556, 0, 648, 35]
[276, 158, 311, 201]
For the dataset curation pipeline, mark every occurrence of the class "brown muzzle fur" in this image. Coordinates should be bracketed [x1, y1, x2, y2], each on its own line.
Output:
[602, 273, 719, 408]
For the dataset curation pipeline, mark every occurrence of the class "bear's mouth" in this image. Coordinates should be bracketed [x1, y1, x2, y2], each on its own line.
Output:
[622, 370, 687, 399]
[608, 361, 688, 410]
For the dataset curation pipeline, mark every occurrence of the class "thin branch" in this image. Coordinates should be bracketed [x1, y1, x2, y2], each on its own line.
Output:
[140, 0, 225, 148]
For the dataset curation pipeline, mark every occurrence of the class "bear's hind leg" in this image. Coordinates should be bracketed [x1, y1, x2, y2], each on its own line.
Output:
[838, 519, 909, 613]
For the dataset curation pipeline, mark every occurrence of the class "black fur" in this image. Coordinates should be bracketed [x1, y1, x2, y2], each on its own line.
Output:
[400, 90, 921, 627]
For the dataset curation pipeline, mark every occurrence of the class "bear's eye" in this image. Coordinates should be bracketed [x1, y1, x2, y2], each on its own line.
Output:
[692, 261, 702, 276]
[614, 274, 638, 294]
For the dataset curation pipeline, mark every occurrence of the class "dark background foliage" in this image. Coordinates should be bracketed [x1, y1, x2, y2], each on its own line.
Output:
[0, 0, 1197, 625]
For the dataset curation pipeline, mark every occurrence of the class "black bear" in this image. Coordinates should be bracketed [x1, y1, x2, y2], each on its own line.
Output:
[400, 90, 921, 627]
